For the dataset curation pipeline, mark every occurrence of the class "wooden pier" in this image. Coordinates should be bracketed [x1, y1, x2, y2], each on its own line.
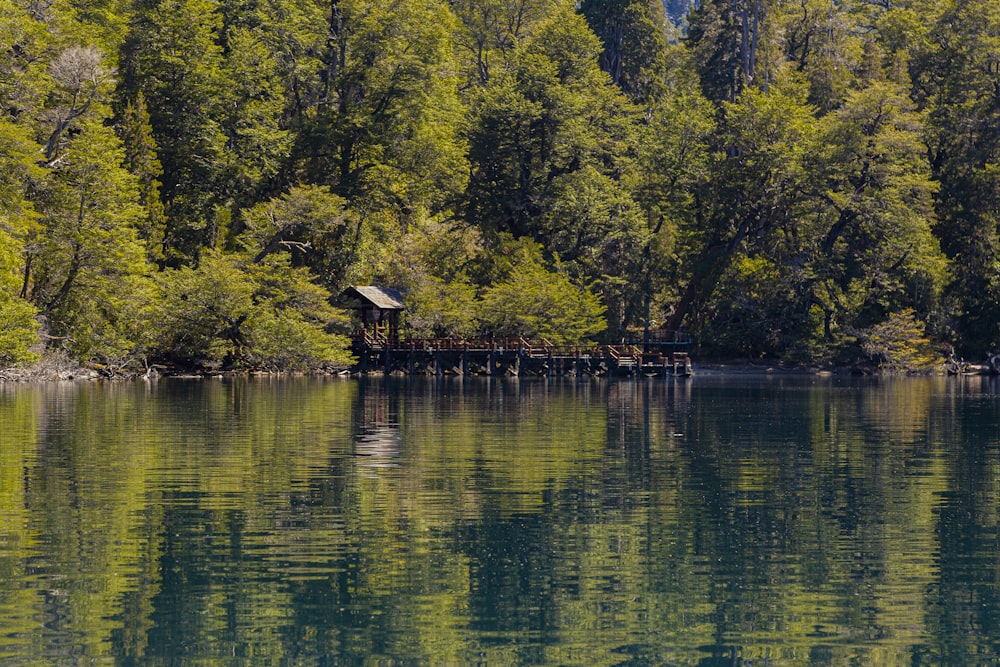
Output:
[351, 334, 693, 377]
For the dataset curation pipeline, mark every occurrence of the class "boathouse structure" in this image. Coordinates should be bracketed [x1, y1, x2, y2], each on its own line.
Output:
[341, 286, 692, 377]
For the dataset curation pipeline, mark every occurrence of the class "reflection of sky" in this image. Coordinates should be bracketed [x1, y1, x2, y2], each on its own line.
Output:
[353, 423, 402, 473]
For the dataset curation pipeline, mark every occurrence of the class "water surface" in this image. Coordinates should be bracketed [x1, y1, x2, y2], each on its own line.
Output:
[1, 374, 999, 665]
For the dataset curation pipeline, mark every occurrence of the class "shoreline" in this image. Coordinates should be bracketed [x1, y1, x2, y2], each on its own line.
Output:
[0, 358, 958, 382]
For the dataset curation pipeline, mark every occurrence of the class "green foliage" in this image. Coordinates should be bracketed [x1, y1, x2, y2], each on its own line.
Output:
[297, 0, 468, 215]
[912, 0, 1000, 355]
[773, 0, 865, 112]
[477, 242, 606, 345]
[579, 0, 670, 104]
[118, 92, 167, 264]
[146, 250, 255, 362]
[0, 0, 55, 119]
[463, 7, 644, 331]
[0, 229, 38, 365]
[147, 250, 353, 369]
[806, 81, 945, 337]
[27, 117, 151, 363]
[686, 0, 768, 103]
[666, 80, 816, 336]
[856, 308, 939, 372]
[699, 255, 796, 357]
[238, 185, 365, 292]
[404, 277, 479, 339]
[119, 0, 231, 261]
[219, 26, 291, 206]
[0, 0, 995, 368]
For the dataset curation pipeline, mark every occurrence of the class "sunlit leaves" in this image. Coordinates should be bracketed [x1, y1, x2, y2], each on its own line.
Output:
[239, 185, 363, 292]
[857, 308, 938, 370]
[120, 0, 230, 259]
[300, 0, 468, 217]
[477, 241, 606, 344]
[0, 229, 38, 365]
[28, 117, 150, 363]
[147, 250, 353, 369]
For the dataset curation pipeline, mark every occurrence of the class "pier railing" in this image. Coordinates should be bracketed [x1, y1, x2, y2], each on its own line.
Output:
[350, 333, 691, 375]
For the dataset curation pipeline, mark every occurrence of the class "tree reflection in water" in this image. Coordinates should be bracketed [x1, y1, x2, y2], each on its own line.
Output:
[0, 375, 998, 665]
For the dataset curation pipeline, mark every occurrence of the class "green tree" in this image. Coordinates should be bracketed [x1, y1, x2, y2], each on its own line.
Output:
[27, 117, 151, 364]
[404, 276, 479, 339]
[118, 91, 167, 264]
[219, 26, 291, 209]
[632, 81, 715, 331]
[801, 81, 944, 357]
[296, 0, 467, 215]
[685, 0, 769, 103]
[464, 6, 644, 332]
[119, 0, 231, 262]
[477, 240, 606, 345]
[0, 60, 43, 365]
[579, 0, 671, 104]
[912, 0, 1000, 355]
[0, 228, 38, 365]
[451, 0, 558, 88]
[665, 81, 816, 336]
[773, 0, 864, 112]
[0, 0, 55, 121]
[146, 250, 353, 369]
[238, 184, 366, 292]
[856, 308, 938, 371]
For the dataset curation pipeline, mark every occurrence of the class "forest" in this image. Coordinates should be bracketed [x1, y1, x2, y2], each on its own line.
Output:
[0, 0, 996, 372]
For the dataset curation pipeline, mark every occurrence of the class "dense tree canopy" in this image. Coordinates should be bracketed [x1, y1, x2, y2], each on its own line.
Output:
[0, 0, 995, 372]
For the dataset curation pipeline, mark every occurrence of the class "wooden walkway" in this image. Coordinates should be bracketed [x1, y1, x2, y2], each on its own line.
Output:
[351, 335, 693, 377]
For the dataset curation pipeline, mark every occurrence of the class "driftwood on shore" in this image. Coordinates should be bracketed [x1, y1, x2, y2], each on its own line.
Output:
[945, 353, 1000, 376]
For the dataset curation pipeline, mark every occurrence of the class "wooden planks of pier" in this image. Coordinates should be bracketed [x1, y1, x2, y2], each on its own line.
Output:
[351, 334, 693, 377]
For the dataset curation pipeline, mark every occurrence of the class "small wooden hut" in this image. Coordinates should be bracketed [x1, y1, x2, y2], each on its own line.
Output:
[341, 286, 405, 343]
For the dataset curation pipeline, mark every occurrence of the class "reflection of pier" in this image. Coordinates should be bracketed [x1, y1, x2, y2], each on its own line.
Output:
[351, 335, 693, 377]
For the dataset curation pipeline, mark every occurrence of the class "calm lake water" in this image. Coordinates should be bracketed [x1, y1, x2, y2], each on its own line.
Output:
[1, 374, 1000, 666]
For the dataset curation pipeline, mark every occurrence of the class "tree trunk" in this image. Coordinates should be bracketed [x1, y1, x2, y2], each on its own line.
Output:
[664, 211, 756, 333]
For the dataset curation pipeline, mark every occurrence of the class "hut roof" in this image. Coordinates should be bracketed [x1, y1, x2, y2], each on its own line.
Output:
[342, 286, 406, 310]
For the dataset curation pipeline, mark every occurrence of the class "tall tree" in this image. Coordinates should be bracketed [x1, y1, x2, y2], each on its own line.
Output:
[451, 0, 558, 88]
[803, 81, 944, 348]
[632, 80, 715, 332]
[119, 0, 230, 263]
[685, 0, 768, 103]
[0, 117, 42, 364]
[296, 0, 467, 217]
[773, 0, 863, 113]
[218, 26, 291, 209]
[27, 117, 151, 362]
[42, 46, 110, 164]
[579, 0, 671, 104]
[464, 5, 647, 331]
[913, 0, 1000, 355]
[664, 81, 815, 335]
[118, 91, 166, 264]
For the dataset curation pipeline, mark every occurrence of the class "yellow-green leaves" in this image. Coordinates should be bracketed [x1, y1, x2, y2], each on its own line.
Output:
[477, 241, 606, 345]
[148, 250, 353, 370]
